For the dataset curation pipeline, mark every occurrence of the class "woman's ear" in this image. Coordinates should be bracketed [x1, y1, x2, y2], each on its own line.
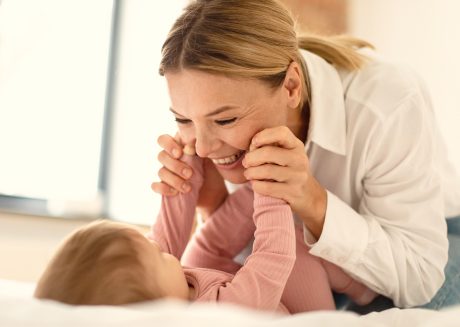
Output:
[283, 61, 302, 109]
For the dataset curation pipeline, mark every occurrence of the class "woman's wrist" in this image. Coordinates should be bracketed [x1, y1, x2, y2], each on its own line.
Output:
[299, 183, 327, 240]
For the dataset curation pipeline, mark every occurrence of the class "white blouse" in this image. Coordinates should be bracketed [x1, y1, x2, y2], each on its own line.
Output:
[300, 49, 460, 307]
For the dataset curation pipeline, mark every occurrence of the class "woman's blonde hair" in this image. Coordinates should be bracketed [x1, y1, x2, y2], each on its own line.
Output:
[34, 220, 164, 305]
[159, 0, 373, 110]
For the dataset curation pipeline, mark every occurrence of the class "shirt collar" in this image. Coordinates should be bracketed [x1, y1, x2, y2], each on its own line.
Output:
[301, 49, 347, 156]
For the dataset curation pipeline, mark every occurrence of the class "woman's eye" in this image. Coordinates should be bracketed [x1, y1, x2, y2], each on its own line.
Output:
[215, 118, 237, 126]
[175, 117, 191, 124]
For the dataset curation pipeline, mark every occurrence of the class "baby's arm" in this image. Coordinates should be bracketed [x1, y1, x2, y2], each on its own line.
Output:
[181, 184, 255, 274]
[147, 154, 204, 259]
[215, 192, 296, 311]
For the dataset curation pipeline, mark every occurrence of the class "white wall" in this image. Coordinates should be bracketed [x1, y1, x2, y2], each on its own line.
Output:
[349, 0, 460, 169]
[0, 213, 88, 282]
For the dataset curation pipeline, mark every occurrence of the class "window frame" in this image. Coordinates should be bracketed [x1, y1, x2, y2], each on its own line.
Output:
[0, 0, 121, 220]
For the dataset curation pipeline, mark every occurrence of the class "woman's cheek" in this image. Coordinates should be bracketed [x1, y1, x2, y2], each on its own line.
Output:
[226, 125, 258, 150]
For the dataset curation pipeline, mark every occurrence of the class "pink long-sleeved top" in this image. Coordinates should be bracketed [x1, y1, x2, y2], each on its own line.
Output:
[149, 154, 295, 313]
[149, 155, 376, 314]
[181, 184, 376, 312]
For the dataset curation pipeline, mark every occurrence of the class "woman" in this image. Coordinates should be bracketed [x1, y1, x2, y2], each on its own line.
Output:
[151, 0, 460, 311]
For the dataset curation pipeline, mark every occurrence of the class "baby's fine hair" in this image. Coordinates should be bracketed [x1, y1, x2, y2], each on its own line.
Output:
[34, 220, 163, 305]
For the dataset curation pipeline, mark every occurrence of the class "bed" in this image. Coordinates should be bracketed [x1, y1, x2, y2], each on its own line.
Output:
[1, 279, 459, 327]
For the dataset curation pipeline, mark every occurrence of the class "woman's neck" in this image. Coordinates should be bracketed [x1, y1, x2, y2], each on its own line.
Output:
[289, 102, 310, 144]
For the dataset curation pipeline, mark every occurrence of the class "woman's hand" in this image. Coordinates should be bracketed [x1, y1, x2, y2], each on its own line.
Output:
[242, 126, 327, 239]
[151, 133, 228, 217]
[152, 133, 193, 196]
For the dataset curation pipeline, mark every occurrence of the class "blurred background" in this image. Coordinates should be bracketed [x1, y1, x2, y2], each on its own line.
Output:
[1, 0, 459, 281]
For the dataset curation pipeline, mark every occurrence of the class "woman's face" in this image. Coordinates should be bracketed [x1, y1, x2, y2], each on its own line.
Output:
[165, 68, 301, 183]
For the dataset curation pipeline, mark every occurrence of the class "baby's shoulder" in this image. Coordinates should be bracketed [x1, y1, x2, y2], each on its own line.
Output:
[184, 267, 233, 301]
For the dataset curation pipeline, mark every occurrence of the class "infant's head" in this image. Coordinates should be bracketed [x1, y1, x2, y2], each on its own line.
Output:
[34, 220, 189, 305]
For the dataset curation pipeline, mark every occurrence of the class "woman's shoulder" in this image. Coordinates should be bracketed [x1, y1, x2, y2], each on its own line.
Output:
[340, 49, 430, 120]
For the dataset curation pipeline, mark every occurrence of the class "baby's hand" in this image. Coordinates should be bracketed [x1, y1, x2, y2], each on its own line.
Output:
[183, 143, 196, 156]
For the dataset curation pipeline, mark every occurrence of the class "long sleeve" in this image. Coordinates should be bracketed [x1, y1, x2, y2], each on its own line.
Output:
[297, 49, 452, 308]
[213, 193, 296, 311]
[146, 155, 204, 259]
[181, 184, 255, 274]
[304, 90, 448, 307]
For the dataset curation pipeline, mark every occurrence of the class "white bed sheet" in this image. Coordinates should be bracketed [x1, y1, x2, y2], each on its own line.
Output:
[1, 279, 459, 327]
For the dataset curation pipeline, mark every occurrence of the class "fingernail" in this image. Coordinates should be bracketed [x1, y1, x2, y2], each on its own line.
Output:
[182, 168, 192, 178]
[182, 183, 191, 192]
[172, 148, 180, 158]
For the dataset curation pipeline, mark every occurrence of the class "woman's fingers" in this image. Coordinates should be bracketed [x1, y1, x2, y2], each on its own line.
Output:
[151, 181, 178, 196]
[244, 164, 292, 183]
[155, 133, 194, 195]
[242, 145, 294, 168]
[157, 150, 193, 180]
[250, 126, 304, 151]
[157, 134, 183, 159]
[157, 166, 191, 193]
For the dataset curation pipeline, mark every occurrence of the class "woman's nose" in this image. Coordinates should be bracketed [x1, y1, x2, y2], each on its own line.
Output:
[194, 129, 220, 158]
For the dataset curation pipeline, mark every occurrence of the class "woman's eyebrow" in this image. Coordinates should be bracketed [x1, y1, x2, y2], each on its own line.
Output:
[169, 108, 184, 116]
[169, 106, 239, 117]
[204, 106, 239, 117]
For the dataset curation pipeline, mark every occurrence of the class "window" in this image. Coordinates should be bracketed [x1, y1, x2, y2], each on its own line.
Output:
[0, 0, 187, 225]
[0, 0, 113, 216]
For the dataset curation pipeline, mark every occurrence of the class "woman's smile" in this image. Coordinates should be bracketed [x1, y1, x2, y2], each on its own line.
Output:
[211, 150, 246, 170]
[165, 68, 299, 183]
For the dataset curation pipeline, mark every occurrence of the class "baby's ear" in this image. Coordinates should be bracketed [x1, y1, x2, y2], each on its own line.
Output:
[183, 144, 196, 156]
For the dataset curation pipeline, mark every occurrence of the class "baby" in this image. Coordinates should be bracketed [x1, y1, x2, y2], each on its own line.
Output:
[34, 220, 182, 304]
[35, 153, 375, 312]
[35, 154, 297, 312]
[176, 155, 376, 312]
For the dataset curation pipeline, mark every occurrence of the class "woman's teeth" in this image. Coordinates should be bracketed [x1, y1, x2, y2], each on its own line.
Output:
[212, 151, 244, 165]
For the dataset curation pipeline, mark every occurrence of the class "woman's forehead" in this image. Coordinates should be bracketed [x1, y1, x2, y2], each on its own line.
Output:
[165, 70, 273, 116]
[169, 69, 276, 93]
